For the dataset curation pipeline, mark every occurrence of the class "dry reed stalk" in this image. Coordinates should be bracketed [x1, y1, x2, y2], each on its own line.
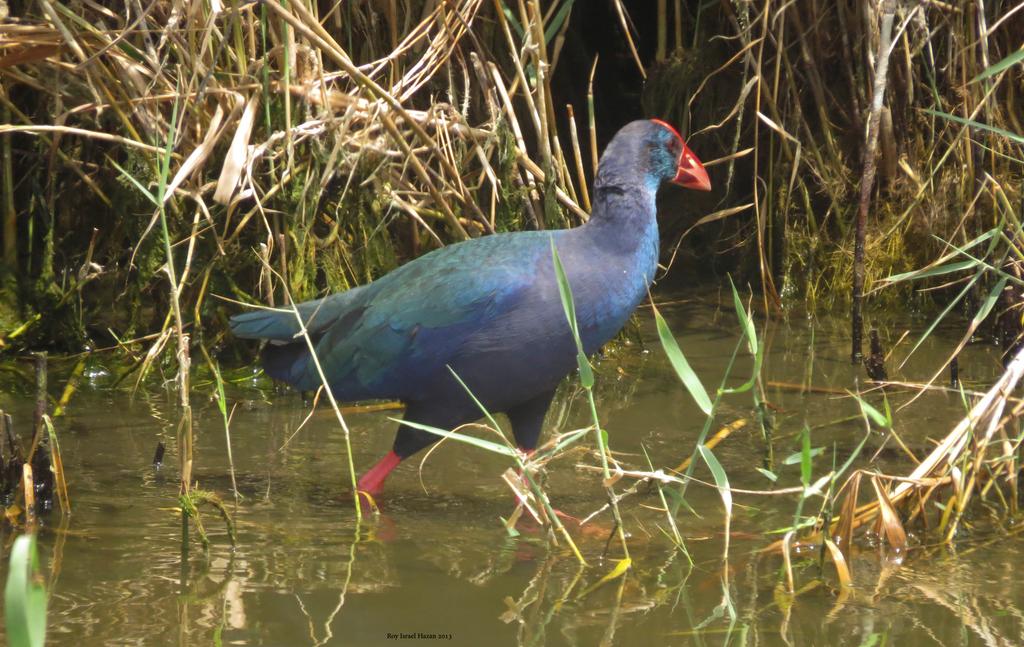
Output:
[658, 0, 1022, 317]
[566, 104, 590, 212]
[1, 0, 596, 361]
[586, 56, 598, 177]
[41, 415, 69, 515]
[851, 0, 895, 362]
[21, 463, 34, 526]
[765, 345, 1024, 559]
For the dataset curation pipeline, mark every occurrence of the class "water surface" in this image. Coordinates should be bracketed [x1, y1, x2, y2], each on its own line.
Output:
[2, 293, 1022, 646]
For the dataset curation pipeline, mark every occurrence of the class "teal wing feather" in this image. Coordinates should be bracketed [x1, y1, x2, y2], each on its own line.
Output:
[318, 233, 546, 396]
[234, 232, 548, 397]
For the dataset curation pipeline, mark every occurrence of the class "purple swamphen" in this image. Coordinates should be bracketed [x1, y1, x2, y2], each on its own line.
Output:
[230, 119, 711, 498]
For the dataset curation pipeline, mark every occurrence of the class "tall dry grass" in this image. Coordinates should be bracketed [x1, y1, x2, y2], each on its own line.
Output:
[0, 0, 592, 363]
[651, 1, 1022, 323]
[1, 1, 1020, 358]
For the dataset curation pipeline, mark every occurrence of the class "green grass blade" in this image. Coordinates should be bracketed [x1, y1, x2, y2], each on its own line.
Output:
[782, 446, 825, 465]
[835, 428, 873, 481]
[500, 3, 524, 38]
[545, 427, 591, 456]
[883, 227, 998, 286]
[852, 394, 890, 429]
[903, 270, 982, 361]
[895, 221, 1013, 363]
[882, 226, 1006, 286]
[5, 534, 47, 647]
[544, 0, 575, 44]
[576, 351, 594, 388]
[550, 238, 595, 388]
[156, 100, 177, 203]
[728, 276, 757, 355]
[720, 276, 764, 394]
[447, 365, 501, 432]
[883, 259, 981, 285]
[756, 467, 778, 482]
[213, 363, 228, 420]
[550, 238, 579, 335]
[389, 418, 516, 457]
[653, 305, 712, 414]
[926, 230, 1024, 288]
[971, 48, 1024, 84]
[697, 445, 731, 514]
[109, 158, 157, 206]
[973, 276, 1008, 329]
[923, 108, 1024, 145]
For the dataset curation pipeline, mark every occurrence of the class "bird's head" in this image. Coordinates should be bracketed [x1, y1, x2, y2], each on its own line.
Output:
[647, 119, 711, 192]
[595, 120, 711, 195]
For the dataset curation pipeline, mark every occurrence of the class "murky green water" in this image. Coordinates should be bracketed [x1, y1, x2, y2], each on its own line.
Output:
[2, 293, 1023, 646]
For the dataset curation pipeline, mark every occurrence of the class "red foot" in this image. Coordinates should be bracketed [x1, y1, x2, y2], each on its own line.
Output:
[357, 451, 402, 507]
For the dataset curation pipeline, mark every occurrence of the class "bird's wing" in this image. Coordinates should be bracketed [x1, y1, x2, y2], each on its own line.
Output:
[273, 232, 548, 396]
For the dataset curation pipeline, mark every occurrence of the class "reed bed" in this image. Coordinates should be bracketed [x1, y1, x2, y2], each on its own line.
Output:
[0, 0, 590, 362]
[654, 1, 1024, 322]
[1, 2, 1021, 364]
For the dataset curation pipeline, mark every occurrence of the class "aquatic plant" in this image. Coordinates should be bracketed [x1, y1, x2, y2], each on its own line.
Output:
[4, 534, 46, 647]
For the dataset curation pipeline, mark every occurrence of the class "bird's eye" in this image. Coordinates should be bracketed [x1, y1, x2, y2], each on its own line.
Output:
[668, 138, 682, 158]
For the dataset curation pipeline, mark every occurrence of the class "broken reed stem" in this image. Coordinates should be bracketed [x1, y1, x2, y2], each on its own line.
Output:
[519, 461, 587, 565]
[587, 56, 599, 176]
[851, 0, 896, 363]
[28, 351, 46, 462]
[22, 463, 35, 528]
[52, 355, 86, 418]
[224, 406, 239, 505]
[611, 0, 645, 79]
[42, 414, 70, 515]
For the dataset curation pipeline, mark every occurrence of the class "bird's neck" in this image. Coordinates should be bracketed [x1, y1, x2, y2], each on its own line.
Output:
[555, 179, 660, 354]
[563, 179, 661, 309]
[581, 181, 659, 255]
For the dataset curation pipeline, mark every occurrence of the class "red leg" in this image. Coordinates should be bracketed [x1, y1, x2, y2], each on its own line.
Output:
[357, 451, 402, 498]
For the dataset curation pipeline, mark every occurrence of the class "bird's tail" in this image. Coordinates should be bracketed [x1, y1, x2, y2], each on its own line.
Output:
[230, 308, 313, 387]
[229, 308, 303, 341]
[230, 293, 367, 391]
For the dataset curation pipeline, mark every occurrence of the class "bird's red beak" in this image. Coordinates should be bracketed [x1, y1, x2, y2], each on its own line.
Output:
[651, 119, 712, 192]
[672, 141, 711, 192]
